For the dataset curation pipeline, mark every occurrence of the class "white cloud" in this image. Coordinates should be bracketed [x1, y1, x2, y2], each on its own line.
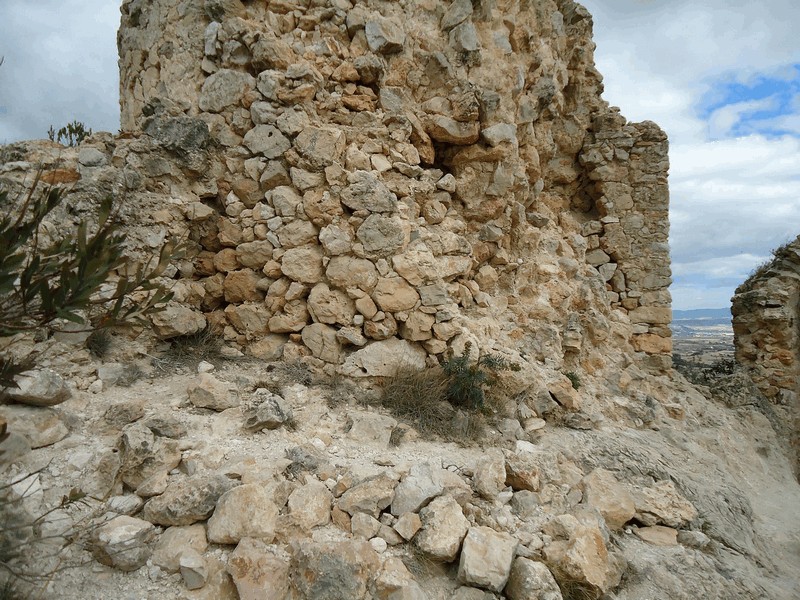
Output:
[582, 0, 800, 309]
[0, 0, 121, 142]
[707, 97, 778, 138]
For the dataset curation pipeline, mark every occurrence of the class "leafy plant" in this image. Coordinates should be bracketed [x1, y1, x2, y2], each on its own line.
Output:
[0, 178, 182, 390]
[565, 371, 581, 390]
[440, 341, 520, 410]
[379, 343, 520, 443]
[46, 120, 92, 147]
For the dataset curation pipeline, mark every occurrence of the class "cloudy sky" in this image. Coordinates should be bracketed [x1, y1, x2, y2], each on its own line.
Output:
[1, 1, 799, 310]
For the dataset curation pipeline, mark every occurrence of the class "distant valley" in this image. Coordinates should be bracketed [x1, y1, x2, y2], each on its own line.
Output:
[671, 307, 734, 366]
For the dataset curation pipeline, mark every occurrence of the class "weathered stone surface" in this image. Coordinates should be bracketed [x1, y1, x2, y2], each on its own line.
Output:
[199, 69, 255, 112]
[292, 539, 381, 600]
[119, 422, 182, 490]
[326, 256, 379, 291]
[242, 389, 292, 430]
[505, 451, 542, 493]
[144, 115, 209, 155]
[277, 220, 317, 248]
[441, 0, 473, 30]
[542, 516, 624, 594]
[224, 269, 264, 303]
[350, 512, 380, 540]
[635, 525, 678, 546]
[288, 480, 332, 529]
[373, 277, 419, 312]
[340, 170, 397, 213]
[207, 483, 279, 544]
[152, 524, 208, 573]
[474, 449, 506, 500]
[394, 512, 422, 541]
[0, 405, 67, 448]
[294, 126, 346, 169]
[632, 480, 698, 528]
[319, 224, 353, 255]
[91, 515, 156, 572]
[227, 303, 272, 337]
[302, 322, 342, 363]
[425, 115, 479, 145]
[362, 17, 404, 54]
[346, 411, 397, 446]
[4, 369, 71, 406]
[142, 475, 236, 526]
[281, 246, 325, 283]
[243, 125, 291, 158]
[357, 214, 406, 257]
[150, 303, 207, 339]
[338, 473, 397, 518]
[187, 373, 239, 411]
[227, 538, 290, 600]
[391, 461, 469, 516]
[458, 526, 517, 592]
[340, 338, 426, 377]
[505, 558, 563, 600]
[415, 495, 469, 561]
[308, 283, 356, 326]
[580, 468, 635, 531]
[180, 549, 207, 590]
[548, 380, 581, 411]
[267, 300, 309, 333]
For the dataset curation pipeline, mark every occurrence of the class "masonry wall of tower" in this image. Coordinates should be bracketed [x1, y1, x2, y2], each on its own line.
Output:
[112, 0, 675, 380]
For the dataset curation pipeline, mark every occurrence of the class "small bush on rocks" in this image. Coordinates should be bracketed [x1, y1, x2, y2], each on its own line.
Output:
[46, 120, 92, 147]
[380, 343, 518, 443]
[440, 342, 520, 410]
[565, 371, 581, 390]
[0, 178, 181, 390]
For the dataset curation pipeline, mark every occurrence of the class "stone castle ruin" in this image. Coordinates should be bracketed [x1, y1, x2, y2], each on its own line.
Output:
[5, 2, 800, 599]
[732, 235, 800, 476]
[102, 0, 672, 382]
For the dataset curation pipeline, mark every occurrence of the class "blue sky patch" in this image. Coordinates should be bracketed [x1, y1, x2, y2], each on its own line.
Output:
[698, 64, 800, 138]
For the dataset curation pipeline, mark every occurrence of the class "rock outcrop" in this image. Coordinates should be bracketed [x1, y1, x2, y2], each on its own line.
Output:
[732, 235, 800, 477]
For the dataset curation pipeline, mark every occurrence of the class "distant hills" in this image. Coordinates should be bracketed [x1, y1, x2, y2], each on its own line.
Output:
[671, 307, 732, 337]
[673, 307, 731, 321]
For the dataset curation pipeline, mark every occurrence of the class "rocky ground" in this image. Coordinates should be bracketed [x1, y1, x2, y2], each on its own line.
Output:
[1, 333, 799, 600]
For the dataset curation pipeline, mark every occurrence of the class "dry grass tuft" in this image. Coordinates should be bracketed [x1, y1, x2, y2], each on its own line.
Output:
[379, 367, 487, 445]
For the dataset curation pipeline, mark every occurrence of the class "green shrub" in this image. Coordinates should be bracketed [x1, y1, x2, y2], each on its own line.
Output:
[440, 342, 520, 410]
[46, 120, 92, 147]
[0, 178, 181, 390]
[379, 343, 519, 443]
[565, 371, 581, 390]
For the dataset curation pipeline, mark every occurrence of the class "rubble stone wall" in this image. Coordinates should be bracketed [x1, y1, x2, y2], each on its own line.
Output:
[6, 0, 675, 386]
[732, 235, 800, 474]
[117, 0, 673, 370]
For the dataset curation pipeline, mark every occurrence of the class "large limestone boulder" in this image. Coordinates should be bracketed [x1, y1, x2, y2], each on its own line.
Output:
[91, 515, 157, 572]
[292, 539, 381, 600]
[580, 468, 635, 531]
[227, 538, 291, 600]
[458, 526, 517, 592]
[3, 369, 71, 406]
[415, 495, 469, 561]
[0, 405, 67, 448]
[340, 339, 426, 377]
[142, 475, 237, 526]
[207, 483, 280, 544]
